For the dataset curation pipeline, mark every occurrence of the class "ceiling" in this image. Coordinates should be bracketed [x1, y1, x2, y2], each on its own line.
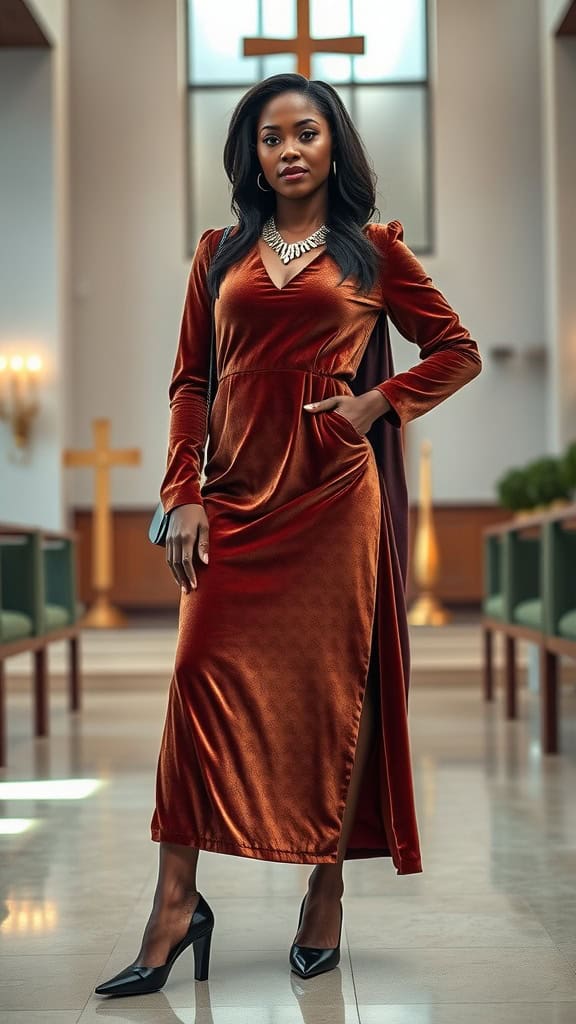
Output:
[0, 0, 50, 47]
[557, 0, 576, 34]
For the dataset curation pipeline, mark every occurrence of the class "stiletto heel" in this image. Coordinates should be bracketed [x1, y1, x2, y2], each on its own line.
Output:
[192, 926, 212, 981]
[289, 892, 343, 979]
[95, 892, 214, 997]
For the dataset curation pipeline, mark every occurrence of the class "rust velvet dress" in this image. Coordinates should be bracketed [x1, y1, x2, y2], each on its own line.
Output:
[150, 220, 482, 874]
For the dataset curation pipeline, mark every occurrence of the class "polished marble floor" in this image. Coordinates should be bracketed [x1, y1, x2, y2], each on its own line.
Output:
[1, 673, 576, 1022]
[2, 619, 537, 690]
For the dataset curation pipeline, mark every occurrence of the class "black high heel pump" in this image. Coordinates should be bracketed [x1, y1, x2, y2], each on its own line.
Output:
[289, 892, 343, 979]
[95, 892, 214, 997]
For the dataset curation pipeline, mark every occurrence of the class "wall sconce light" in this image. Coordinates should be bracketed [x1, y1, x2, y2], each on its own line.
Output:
[488, 344, 547, 364]
[0, 353, 43, 459]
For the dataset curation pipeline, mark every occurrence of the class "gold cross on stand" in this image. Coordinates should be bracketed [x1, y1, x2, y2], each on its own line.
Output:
[243, 0, 365, 78]
[63, 418, 141, 629]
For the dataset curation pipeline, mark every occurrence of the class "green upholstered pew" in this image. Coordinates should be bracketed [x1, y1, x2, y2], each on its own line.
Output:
[482, 528, 543, 632]
[483, 525, 543, 719]
[542, 517, 576, 640]
[538, 515, 576, 753]
[482, 534, 505, 622]
[508, 532, 543, 630]
[0, 532, 37, 646]
[0, 524, 82, 766]
[482, 503, 576, 753]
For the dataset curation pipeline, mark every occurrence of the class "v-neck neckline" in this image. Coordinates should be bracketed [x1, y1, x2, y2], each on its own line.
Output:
[255, 240, 328, 292]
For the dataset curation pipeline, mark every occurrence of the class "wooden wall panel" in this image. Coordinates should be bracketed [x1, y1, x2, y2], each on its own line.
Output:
[73, 509, 179, 610]
[407, 504, 510, 604]
[72, 505, 512, 611]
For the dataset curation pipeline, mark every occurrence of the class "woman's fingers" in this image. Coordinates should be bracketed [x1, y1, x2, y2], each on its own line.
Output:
[165, 504, 209, 592]
[303, 397, 341, 411]
[180, 536, 197, 591]
[197, 521, 209, 564]
[166, 536, 182, 589]
[168, 534, 197, 592]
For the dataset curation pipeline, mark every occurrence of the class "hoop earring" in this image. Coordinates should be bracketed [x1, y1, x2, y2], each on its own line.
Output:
[332, 160, 337, 176]
[257, 172, 272, 192]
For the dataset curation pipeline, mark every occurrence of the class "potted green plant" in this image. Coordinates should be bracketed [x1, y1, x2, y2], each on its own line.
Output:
[496, 467, 533, 517]
[524, 456, 572, 513]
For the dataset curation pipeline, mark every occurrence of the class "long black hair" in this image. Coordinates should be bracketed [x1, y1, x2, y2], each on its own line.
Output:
[207, 74, 381, 299]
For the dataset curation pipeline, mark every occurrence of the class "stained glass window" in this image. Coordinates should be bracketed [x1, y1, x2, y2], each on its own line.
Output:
[186, 0, 430, 252]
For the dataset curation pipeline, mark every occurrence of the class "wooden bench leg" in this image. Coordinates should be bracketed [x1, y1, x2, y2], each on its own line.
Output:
[69, 635, 80, 712]
[539, 646, 559, 754]
[483, 627, 494, 701]
[34, 647, 48, 737]
[0, 661, 5, 767]
[505, 634, 517, 719]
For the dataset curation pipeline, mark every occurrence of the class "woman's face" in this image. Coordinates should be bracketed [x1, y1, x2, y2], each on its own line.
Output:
[255, 91, 333, 199]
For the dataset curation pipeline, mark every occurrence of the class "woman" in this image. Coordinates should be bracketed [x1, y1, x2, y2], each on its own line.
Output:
[95, 73, 481, 997]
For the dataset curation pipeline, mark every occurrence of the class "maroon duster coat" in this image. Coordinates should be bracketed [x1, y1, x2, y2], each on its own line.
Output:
[150, 220, 482, 874]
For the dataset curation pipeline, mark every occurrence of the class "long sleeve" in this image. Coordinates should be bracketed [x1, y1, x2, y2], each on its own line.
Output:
[160, 228, 215, 513]
[371, 220, 482, 427]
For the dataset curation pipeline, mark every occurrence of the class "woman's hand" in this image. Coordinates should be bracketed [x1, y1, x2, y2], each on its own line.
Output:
[166, 503, 209, 593]
[303, 389, 391, 435]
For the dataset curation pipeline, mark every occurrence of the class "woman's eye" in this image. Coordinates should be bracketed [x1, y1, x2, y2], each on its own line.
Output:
[262, 131, 318, 146]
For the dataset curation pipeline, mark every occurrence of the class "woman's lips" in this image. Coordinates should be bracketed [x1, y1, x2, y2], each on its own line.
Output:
[281, 170, 308, 181]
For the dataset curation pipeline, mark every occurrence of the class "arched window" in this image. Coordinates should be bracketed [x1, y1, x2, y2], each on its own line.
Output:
[186, 0, 431, 253]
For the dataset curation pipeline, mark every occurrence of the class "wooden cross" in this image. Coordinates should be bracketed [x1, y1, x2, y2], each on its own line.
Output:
[243, 0, 365, 78]
[63, 418, 141, 628]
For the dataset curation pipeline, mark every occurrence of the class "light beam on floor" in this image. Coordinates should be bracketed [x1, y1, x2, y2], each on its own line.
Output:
[0, 778, 103, 800]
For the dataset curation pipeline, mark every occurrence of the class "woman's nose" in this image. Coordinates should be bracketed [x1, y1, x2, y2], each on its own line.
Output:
[281, 144, 301, 160]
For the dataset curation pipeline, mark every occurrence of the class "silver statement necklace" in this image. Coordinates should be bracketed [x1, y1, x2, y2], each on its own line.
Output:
[262, 215, 329, 265]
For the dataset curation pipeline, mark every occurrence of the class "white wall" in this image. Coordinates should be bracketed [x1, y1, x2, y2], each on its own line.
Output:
[0, 50, 60, 526]
[0, 0, 70, 530]
[540, 0, 576, 450]
[543, 0, 573, 32]
[66, 0, 549, 507]
[401, 0, 546, 500]
[26, 0, 65, 43]
[68, 0, 188, 509]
